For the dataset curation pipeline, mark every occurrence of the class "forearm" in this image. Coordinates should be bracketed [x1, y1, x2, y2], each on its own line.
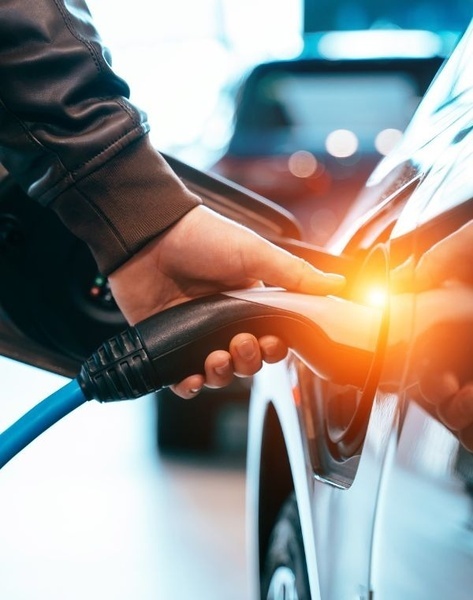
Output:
[0, 0, 201, 274]
[0, 0, 144, 202]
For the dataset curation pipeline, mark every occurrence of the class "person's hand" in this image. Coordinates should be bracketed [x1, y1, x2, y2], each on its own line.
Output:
[108, 205, 345, 398]
[414, 370, 473, 452]
[391, 220, 473, 293]
[390, 222, 473, 452]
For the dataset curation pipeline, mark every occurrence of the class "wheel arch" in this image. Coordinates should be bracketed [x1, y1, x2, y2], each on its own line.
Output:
[257, 402, 294, 577]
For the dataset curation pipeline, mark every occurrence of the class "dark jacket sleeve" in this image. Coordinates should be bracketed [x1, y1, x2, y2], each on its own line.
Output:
[0, 0, 201, 275]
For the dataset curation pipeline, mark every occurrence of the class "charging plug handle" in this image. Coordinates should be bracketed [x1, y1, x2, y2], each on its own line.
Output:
[78, 292, 373, 402]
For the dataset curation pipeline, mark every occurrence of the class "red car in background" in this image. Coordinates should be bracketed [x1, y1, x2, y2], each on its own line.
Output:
[211, 32, 444, 246]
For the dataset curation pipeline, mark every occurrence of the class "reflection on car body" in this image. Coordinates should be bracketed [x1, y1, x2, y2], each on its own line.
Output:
[247, 20, 473, 600]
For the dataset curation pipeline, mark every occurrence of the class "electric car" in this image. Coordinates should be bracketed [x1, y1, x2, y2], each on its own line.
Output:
[246, 19, 473, 600]
[1, 20, 473, 600]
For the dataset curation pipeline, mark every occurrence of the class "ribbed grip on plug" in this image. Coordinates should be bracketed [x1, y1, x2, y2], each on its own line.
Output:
[78, 328, 159, 402]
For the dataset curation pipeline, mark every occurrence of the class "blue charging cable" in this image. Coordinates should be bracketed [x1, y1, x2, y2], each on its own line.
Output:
[0, 379, 87, 469]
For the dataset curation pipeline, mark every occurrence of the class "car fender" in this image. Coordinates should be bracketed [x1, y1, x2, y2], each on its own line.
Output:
[247, 359, 322, 599]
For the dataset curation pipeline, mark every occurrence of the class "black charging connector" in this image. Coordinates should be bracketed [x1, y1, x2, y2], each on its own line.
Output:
[78, 292, 305, 402]
[78, 327, 158, 402]
[78, 289, 378, 403]
[1, 288, 381, 469]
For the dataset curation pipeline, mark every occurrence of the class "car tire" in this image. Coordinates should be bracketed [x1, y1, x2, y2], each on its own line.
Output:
[261, 492, 311, 600]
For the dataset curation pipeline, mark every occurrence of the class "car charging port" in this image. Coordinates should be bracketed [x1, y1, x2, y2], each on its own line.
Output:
[321, 244, 390, 462]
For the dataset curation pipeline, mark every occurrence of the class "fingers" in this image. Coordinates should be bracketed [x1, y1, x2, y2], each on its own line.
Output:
[244, 235, 346, 295]
[171, 374, 205, 400]
[258, 335, 288, 364]
[459, 423, 473, 453]
[170, 334, 289, 398]
[419, 371, 473, 453]
[228, 334, 262, 377]
[205, 349, 236, 387]
[205, 334, 268, 386]
[390, 256, 415, 293]
[419, 371, 460, 406]
[438, 382, 473, 432]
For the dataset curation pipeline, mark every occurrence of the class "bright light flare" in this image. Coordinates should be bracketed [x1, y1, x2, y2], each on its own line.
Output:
[365, 286, 388, 308]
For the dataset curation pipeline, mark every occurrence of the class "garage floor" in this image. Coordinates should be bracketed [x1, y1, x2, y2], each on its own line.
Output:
[0, 357, 249, 600]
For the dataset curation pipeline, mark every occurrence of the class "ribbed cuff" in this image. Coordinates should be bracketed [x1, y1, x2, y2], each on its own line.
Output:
[51, 136, 202, 275]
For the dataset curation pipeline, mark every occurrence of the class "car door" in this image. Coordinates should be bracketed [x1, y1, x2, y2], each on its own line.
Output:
[369, 125, 473, 599]
[298, 23, 473, 598]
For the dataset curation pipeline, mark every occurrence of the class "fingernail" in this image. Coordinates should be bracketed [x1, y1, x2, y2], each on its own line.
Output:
[189, 387, 201, 395]
[215, 358, 231, 376]
[237, 339, 257, 361]
[262, 339, 278, 357]
[324, 273, 345, 283]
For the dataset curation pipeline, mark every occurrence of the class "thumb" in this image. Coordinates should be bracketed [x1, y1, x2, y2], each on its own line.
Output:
[246, 237, 346, 295]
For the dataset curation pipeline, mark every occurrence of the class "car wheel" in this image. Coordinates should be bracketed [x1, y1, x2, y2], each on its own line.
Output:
[261, 493, 311, 600]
